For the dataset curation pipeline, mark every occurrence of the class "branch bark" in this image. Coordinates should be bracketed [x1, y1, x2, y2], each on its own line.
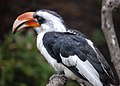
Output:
[46, 74, 87, 86]
[101, 0, 120, 85]
[46, 74, 67, 86]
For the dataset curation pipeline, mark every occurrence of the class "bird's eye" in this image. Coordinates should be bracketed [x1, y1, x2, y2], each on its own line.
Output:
[37, 17, 46, 24]
[33, 14, 45, 24]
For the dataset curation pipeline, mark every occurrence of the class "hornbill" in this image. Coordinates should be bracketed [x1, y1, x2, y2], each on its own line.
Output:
[12, 9, 116, 86]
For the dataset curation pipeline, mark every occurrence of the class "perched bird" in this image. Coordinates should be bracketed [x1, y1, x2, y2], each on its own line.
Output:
[12, 9, 116, 86]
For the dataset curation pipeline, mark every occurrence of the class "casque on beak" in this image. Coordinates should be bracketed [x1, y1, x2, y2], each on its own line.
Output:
[12, 12, 40, 34]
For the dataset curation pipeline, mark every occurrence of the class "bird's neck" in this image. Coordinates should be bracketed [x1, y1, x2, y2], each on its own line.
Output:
[36, 23, 66, 52]
[36, 22, 65, 44]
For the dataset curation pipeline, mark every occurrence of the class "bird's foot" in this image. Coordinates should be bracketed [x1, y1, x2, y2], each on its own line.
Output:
[49, 74, 67, 81]
[78, 82, 84, 86]
[47, 74, 67, 86]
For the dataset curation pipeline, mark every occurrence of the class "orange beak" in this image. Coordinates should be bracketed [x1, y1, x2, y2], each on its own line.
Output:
[12, 12, 40, 34]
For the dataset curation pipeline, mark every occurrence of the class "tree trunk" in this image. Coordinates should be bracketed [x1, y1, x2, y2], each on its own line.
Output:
[101, 0, 120, 85]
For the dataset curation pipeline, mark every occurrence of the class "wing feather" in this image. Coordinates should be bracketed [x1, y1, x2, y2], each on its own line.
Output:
[60, 54, 103, 86]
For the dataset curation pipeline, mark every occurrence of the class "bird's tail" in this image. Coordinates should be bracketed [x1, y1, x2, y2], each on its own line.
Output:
[103, 83, 115, 86]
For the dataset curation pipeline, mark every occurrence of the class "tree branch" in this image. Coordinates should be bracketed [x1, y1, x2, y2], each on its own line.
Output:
[46, 74, 87, 86]
[46, 74, 67, 86]
[101, 0, 120, 85]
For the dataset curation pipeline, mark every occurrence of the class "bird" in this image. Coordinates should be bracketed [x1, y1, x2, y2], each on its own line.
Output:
[12, 9, 116, 86]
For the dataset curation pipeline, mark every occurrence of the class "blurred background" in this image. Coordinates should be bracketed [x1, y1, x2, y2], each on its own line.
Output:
[0, 0, 120, 86]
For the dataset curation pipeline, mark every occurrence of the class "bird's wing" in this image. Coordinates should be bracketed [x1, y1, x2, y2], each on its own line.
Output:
[52, 32, 104, 85]
[66, 29, 116, 84]
[95, 47, 116, 84]
[43, 32, 115, 85]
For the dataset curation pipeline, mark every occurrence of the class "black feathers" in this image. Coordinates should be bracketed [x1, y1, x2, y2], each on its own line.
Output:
[43, 32, 88, 61]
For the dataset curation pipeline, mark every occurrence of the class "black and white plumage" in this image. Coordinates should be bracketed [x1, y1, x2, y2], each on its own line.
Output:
[12, 9, 116, 86]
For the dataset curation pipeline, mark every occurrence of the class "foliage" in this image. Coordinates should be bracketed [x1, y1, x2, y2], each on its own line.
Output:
[91, 29, 105, 45]
[0, 30, 77, 86]
[0, 30, 54, 86]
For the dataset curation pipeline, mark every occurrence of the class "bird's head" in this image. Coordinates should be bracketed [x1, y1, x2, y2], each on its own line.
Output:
[12, 9, 66, 34]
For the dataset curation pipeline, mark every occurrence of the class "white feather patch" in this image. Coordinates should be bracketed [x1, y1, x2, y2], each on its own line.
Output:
[60, 54, 103, 86]
[85, 39, 96, 51]
[85, 38, 112, 80]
